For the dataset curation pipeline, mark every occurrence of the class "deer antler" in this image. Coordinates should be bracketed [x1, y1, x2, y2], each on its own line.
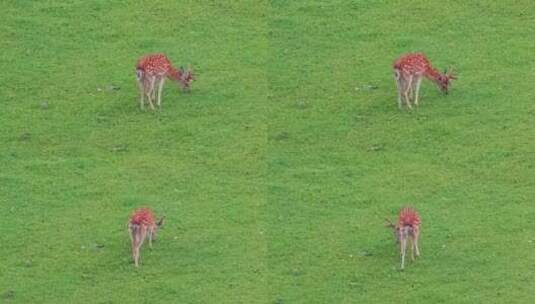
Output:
[446, 66, 457, 79]
[187, 64, 196, 80]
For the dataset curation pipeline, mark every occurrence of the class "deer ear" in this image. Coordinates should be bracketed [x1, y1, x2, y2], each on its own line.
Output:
[157, 216, 165, 227]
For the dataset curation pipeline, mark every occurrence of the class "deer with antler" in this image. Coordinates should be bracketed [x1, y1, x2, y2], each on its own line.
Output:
[127, 208, 165, 267]
[393, 52, 456, 109]
[385, 207, 421, 270]
[135, 53, 194, 110]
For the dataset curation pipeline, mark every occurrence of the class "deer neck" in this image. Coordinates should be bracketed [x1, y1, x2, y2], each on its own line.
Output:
[168, 67, 183, 82]
[424, 67, 445, 86]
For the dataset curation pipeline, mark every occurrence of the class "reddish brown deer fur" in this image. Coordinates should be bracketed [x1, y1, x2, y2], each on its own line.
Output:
[393, 53, 456, 109]
[127, 208, 164, 267]
[135, 53, 194, 110]
[385, 207, 421, 270]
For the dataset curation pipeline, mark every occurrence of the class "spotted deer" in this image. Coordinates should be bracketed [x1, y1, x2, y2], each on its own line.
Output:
[135, 53, 194, 110]
[385, 207, 421, 270]
[127, 208, 165, 267]
[393, 52, 456, 109]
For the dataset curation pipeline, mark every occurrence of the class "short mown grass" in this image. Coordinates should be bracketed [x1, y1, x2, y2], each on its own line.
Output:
[1, 1, 534, 303]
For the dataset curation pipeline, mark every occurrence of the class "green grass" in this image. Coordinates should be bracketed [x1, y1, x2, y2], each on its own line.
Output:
[1, 0, 534, 303]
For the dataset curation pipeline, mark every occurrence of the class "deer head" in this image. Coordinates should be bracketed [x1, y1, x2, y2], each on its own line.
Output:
[157, 216, 165, 227]
[178, 65, 195, 91]
[438, 67, 457, 94]
[385, 218, 401, 243]
[151, 216, 165, 240]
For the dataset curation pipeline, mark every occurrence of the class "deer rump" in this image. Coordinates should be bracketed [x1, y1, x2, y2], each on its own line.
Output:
[398, 208, 420, 226]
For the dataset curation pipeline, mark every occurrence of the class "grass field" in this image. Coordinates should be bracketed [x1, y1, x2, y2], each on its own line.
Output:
[1, 1, 534, 303]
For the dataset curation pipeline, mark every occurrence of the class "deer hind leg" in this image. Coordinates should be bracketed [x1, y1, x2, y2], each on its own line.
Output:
[410, 235, 416, 261]
[414, 228, 420, 257]
[413, 76, 423, 106]
[400, 236, 407, 270]
[133, 236, 140, 267]
[129, 225, 139, 266]
[157, 77, 165, 108]
[133, 227, 148, 267]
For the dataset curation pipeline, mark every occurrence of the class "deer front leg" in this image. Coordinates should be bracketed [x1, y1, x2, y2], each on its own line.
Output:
[140, 93, 145, 110]
[404, 75, 413, 109]
[157, 78, 165, 108]
[146, 77, 156, 110]
[394, 71, 403, 109]
[148, 228, 154, 249]
[136, 79, 145, 110]
[151, 78, 158, 102]
[413, 76, 422, 106]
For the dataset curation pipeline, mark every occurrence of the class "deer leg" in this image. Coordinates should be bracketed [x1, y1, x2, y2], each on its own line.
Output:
[157, 78, 165, 108]
[129, 225, 139, 266]
[132, 244, 138, 267]
[134, 228, 148, 267]
[151, 77, 159, 102]
[133, 230, 141, 267]
[136, 71, 146, 110]
[146, 77, 156, 110]
[151, 87, 157, 102]
[134, 244, 140, 267]
[404, 75, 413, 109]
[148, 228, 153, 249]
[410, 236, 415, 261]
[400, 237, 407, 270]
[414, 229, 420, 257]
[137, 78, 146, 110]
[128, 224, 134, 243]
[414, 76, 422, 106]
[394, 71, 403, 109]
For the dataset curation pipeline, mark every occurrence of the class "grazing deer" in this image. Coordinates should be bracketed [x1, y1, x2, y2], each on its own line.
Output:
[385, 207, 421, 270]
[135, 53, 194, 110]
[127, 208, 165, 267]
[393, 52, 456, 109]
